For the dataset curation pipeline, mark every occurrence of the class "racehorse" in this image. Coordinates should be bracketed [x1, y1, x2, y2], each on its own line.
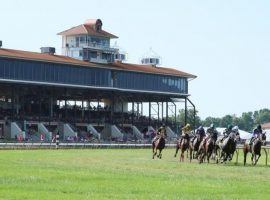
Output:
[243, 133, 266, 165]
[174, 136, 190, 162]
[152, 135, 166, 159]
[189, 135, 203, 162]
[198, 136, 216, 163]
[216, 132, 238, 163]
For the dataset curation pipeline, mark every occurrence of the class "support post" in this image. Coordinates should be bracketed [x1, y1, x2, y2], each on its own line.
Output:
[173, 102, 177, 132]
[157, 102, 160, 124]
[166, 101, 168, 125]
[50, 95, 53, 119]
[121, 100, 124, 128]
[110, 93, 115, 124]
[184, 97, 187, 126]
[161, 102, 164, 122]
[82, 99, 84, 119]
[187, 98, 196, 130]
[11, 86, 15, 120]
[149, 101, 151, 126]
[88, 100, 91, 122]
[132, 102, 134, 125]
[38, 88, 41, 122]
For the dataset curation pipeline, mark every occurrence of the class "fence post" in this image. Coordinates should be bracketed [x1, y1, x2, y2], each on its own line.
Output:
[263, 148, 268, 166]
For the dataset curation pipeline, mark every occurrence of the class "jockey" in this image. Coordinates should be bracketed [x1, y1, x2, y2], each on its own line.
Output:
[195, 126, 205, 141]
[206, 123, 218, 143]
[157, 124, 167, 137]
[232, 126, 240, 140]
[221, 125, 233, 141]
[249, 124, 262, 145]
[180, 123, 191, 144]
[225, 125, 233, 136]
[152, 124, 166, 143]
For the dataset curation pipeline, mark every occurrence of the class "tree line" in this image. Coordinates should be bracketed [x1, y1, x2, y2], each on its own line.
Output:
[176, 108, 270, 132]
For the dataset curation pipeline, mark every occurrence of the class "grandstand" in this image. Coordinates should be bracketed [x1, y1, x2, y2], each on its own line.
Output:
[0, 19, 196, 142]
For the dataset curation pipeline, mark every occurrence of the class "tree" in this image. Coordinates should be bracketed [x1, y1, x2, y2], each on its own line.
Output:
[202, 117, 221, 127]
[240, 112, 254, 132]
[253, 109, 270, 125]
[177, 109, 201, 129]
[220, 115, 233, 128]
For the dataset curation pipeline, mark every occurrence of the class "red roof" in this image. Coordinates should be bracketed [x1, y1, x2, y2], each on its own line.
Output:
[262, 122, 270, 129]
[58, 19, 118, 38]
[110, 62, 196, 78]
[0, 48, 196, 78]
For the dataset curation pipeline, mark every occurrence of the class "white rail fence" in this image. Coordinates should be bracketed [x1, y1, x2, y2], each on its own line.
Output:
[0, 143, 269, 166]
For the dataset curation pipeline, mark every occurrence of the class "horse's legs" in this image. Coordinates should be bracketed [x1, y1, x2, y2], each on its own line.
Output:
[243, 151, 247, 166]
[180, 150, 184, 162]
[255, 153, 261, 165]
[152, 146, 157, 159]
[207, 151, 211, 163]
[189, 148, 193, 162]
[220, 151, 225, 163]
[158, 149, 163, 159]
[175, 144, 179, 157]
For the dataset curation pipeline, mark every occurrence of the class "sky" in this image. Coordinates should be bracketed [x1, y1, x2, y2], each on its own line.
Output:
[0, 0, 270, 119]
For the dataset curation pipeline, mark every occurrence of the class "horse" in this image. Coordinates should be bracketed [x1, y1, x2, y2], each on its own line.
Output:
[243, 133, 266, 165]
[174, 135, 190, 162]
[189, 135, 203, 162]
[152, 135, 166, 159]
[198, 136, 216, 163]
[216, 132, 237, 163]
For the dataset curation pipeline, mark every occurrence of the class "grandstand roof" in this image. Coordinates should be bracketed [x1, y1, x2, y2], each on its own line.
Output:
[0, 48, 196, 78]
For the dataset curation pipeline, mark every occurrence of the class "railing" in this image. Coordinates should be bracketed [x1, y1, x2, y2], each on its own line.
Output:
[72, 42, 117, 52]
[234, 145, 269, 166]
[0, 142, 176, 149]
[0, 143, 269, 166]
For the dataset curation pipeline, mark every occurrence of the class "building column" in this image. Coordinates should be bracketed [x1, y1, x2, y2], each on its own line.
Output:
[184, 97, 187, 125]
[166, 101, 168, 125]
[11, 86, 15, 120]
[157, 102, 160, 124]
[88, 100, 91, 122]
[38, 89, 41, 122]
[81, 99, 84, 119]
[131, 102, 134, 125]
[110, 93, 115, 124]
[50, 94, 53, 119]
[149, 101, 151, 125]
[161, 102, 164, 122]
[121, 100, 124, 128]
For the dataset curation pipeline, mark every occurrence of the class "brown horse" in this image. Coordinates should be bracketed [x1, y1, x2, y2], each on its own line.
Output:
[243, 133, 266, 165]
[189, 135, 203, 162]
[198, 137, 216, 163]
[152, 136, 166, 159]
[174, 136, 190, 162]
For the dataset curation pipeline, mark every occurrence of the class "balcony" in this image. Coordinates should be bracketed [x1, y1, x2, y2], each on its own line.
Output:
[67, 42, 118, 52]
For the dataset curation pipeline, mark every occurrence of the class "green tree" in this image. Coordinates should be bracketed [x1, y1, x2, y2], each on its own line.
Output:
[253, 109, 270, 125]
[240, 112, 254, 132]
[177, 109, 201, 129]
[202, 117, 221, 127]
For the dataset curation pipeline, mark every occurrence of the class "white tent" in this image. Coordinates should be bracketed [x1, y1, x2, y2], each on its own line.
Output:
[209, 127, 252, 140]
[264, 129, 270, 142]
[202, 127, 268, 141]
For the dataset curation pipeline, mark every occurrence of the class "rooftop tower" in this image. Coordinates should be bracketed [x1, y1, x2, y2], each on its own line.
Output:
[58, 19, 125, 63]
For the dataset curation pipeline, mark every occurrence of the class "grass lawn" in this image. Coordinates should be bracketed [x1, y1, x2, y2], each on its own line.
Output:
[0, 148, 269, 200]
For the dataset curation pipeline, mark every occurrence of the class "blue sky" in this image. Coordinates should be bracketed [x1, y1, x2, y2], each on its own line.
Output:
[1, 0, 270, 119]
